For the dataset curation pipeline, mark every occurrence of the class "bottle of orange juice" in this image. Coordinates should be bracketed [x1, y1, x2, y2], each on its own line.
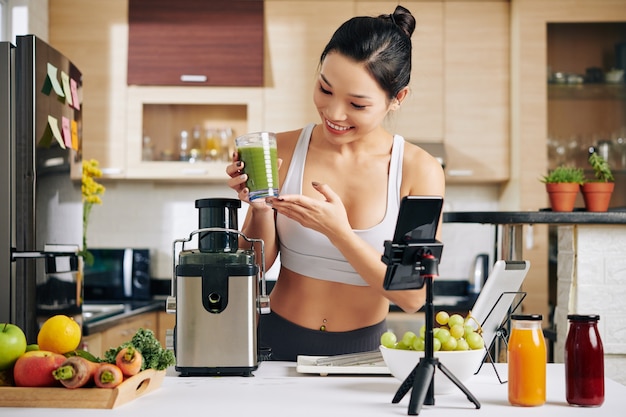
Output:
[507, 314, 546, 406]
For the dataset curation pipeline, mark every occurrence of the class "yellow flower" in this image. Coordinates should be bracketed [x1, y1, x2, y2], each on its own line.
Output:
[79, 159, 105, 265]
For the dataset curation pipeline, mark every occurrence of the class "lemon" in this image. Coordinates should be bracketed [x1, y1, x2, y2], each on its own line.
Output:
[37, 315, 81, 354]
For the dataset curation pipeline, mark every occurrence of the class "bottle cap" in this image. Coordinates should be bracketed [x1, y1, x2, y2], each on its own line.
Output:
[567, 314, 600, 321]
[511, 314, 543, 321]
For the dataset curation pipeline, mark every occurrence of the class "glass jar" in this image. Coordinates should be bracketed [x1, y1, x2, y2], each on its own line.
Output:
[565, 314, 604, 407]
[507, 314, 546, 406]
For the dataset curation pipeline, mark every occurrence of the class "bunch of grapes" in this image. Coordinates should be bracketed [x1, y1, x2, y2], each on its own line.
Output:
[380, 311, 485, 352]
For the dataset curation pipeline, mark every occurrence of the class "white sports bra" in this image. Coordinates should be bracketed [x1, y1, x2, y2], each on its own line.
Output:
[276, 123, 404, 286]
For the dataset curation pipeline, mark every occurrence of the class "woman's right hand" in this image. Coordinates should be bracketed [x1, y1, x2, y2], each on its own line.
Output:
[226, 153, 254, 204]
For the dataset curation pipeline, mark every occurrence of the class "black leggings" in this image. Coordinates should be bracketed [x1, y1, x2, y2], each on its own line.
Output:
[259, 310, 387, 362]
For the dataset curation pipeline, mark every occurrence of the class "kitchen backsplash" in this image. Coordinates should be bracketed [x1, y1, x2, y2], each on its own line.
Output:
[86, 181, 500, 282]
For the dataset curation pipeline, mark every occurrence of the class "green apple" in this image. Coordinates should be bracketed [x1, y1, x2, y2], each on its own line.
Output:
[0, 323, 28, 370]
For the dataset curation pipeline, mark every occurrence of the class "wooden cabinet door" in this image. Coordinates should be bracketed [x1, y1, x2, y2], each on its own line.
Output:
[128, 0, 264, 87]
[100, 312, 158, 352]
[443, 1, 510, 183]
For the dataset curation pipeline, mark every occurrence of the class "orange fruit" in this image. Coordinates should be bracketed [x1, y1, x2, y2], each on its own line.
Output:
[37, 315, 81, 354]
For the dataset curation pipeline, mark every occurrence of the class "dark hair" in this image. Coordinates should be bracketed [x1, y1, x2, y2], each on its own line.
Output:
[319, 5, 416, 100]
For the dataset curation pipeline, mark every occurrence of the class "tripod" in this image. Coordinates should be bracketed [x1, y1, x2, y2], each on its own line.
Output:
[390, 254, 481, 415]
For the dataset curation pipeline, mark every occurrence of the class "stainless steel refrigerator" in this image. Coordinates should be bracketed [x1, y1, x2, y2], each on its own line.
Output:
[0, 35, 83, 342]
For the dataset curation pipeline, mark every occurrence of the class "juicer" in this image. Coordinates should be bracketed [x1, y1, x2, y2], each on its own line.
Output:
[166, 198, 270, 376]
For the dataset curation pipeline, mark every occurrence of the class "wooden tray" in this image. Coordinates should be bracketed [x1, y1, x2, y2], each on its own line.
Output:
[0, 368, 165, 409]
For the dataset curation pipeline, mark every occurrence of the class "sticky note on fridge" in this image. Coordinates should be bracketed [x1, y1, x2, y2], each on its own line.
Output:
[61, 117, 72, 148]
[42, 63, 65, 98]
[71, 119, 79, 150]
[70, 78, 80, 110]
[61, 71, 73, 107]
[48, 115, 66, 149]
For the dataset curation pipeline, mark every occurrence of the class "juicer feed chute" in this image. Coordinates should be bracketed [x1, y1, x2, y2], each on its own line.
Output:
[166, 198, 270, 376]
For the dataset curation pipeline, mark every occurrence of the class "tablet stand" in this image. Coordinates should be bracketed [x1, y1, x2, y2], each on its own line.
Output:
[382, 240, 480, 415]
[474, 291, 526, 383]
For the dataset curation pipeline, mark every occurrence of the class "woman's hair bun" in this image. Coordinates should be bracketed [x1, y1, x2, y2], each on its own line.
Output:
[385, 5, 416, 38]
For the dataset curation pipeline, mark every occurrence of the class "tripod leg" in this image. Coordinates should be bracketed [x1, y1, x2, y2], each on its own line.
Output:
[407, 360, 436, 415]
[392, 362, 419, 403]
[437, 362, 481, 409]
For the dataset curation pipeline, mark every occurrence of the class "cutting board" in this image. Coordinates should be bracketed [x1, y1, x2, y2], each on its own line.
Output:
[0, 368, 165, 409]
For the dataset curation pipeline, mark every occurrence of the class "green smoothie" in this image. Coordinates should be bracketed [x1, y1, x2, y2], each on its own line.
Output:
[238, 144, 279, 200]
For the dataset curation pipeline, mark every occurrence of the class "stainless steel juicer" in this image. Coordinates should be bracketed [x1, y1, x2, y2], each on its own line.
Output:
[166, 198, 270, 376]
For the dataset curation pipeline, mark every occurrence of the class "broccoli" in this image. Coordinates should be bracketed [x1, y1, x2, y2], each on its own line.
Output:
[104, 328, 175, 371]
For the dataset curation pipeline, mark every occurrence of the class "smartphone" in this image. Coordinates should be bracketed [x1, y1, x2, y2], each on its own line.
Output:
[382, 196, 444, 291]
[392, 196, 443, 243]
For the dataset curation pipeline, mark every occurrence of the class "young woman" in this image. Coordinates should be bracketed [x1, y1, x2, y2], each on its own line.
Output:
[226, 5, 445, 361]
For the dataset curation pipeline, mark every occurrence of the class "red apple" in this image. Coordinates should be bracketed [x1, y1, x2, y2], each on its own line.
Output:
[0, 323, 27, 371]
[13, 350, 66, 387]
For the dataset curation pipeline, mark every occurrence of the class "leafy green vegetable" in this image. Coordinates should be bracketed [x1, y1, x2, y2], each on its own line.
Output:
[103, 328, 175, 371]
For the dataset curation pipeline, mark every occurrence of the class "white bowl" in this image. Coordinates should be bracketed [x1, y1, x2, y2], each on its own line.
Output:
[379, 345, 486, 395]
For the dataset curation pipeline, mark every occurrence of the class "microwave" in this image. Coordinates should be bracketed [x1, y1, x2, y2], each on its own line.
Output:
[83, 248, 151, 301]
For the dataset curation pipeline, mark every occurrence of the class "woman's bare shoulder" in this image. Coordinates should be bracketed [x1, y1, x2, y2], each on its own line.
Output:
[401, 141, 446, 196]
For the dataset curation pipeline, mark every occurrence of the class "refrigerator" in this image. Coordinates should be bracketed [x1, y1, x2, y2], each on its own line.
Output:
[0, 35, 83, 342]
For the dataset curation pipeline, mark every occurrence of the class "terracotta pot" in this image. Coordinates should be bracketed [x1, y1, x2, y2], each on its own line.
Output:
[582, 182, 614, 212]
[545, 183, 580, 212]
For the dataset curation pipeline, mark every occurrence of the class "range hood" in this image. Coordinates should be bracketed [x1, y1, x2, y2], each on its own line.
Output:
[410, 142, 447, 169]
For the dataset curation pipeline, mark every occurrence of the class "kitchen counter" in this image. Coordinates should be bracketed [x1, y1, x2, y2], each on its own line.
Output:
[444, 210, 626, 225]
[1, 362, 624, 416]
[81, 299, 164, 335]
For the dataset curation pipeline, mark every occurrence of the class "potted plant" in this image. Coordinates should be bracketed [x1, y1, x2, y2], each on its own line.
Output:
[581, 151, 614, 212]
[541, 165, 585, 212]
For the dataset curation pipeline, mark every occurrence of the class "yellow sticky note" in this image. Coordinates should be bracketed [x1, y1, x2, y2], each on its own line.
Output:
[61, 71, 73, 107]
[71, 119, 79, 150]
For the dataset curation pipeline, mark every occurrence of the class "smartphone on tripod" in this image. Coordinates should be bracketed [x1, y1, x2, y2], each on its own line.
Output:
[382, 195, 444, 291]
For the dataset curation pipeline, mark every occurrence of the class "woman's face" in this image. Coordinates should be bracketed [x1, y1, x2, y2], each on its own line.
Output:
[314, 52, 397, 140]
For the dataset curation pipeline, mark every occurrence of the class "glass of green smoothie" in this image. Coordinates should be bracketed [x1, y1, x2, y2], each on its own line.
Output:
[235, 132, 279, 201]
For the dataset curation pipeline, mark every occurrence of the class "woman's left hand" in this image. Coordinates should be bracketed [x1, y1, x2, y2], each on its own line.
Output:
[267, 182, 351, 239]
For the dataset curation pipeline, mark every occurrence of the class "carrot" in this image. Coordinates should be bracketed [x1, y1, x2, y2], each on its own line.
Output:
[94, 363, 124, 388]
[52, 356, 99, 389]
[115, 346, 143, 377]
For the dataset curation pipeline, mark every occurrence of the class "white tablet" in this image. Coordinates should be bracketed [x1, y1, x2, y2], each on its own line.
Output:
[469, 259, 530, 365]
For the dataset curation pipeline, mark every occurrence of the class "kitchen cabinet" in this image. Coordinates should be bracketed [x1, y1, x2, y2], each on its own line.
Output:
[442, 1, 510, 183]
[157, 311, 175, 349]
[547, 22, 626, 171]
[49, 0, 509, 182]
[81, 311, 158, 358]
[505, 0, 626, 332]
[80, 332, 104, 359]
[125, 86, 264, 180]
[49, 0, 128, 178]
[127, 0, 264, 87]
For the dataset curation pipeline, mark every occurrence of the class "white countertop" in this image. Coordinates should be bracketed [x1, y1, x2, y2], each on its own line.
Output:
[1, 362, 624, 416]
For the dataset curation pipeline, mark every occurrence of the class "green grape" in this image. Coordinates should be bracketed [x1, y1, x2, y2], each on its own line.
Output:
[432, 337, 442, 351]
[396, 340, 411, 350]
[441, 336, 458, 351]
[448, 314, 465, 328]
[435, 328, 451, 344]
[412, 337, 425, 351]
[464, 324, 476, 338]
[419, 324, 426, 338]
[402, 331, 418, 347]
[466, 332, 485, 350]
[455, 338, 470, 351]
[435, 311, 450, 325]
[380, 331, 397, 348]
[449, 324, 465, 339]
